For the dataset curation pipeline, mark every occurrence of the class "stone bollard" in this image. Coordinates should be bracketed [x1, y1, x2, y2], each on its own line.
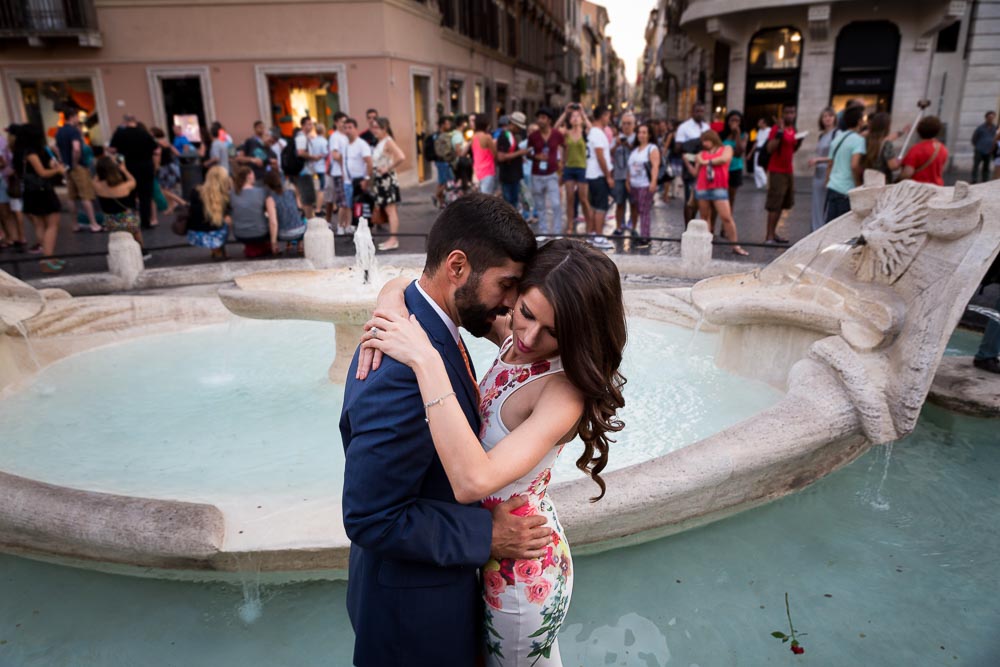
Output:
[304, 217, 335, 269]
[681, 218, 713, 270]
[107, 231, 144, 289]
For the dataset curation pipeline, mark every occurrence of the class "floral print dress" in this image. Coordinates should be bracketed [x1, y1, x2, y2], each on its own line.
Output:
[478, 338, 572, 666]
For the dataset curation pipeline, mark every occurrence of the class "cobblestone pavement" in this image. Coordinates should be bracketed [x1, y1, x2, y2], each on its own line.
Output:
[0, 172, 967, 282]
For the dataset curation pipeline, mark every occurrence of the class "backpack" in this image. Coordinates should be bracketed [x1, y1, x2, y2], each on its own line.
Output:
[434, 131, 456, 163]
[423, 132, 438, 162]
[757, 132, 772, 171]
[281, 134, 306, 175]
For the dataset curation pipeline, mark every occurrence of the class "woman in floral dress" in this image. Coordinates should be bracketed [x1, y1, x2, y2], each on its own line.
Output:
[362, 239, 627, 666]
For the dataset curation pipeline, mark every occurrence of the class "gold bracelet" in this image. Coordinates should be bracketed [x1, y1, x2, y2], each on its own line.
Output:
[424, 391, 456, 423]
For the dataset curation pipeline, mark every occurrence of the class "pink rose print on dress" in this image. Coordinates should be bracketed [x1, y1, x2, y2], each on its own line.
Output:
[499, 558, 516, 585]
[541, 545, 557, 570]
[485, 593, 502, 610]
[524, 578, 553, 604]
[511, 501, 538, 517]
[484, 569, 506, 598]
[530, 360, 551, 376]
[514, 559, 543, 581]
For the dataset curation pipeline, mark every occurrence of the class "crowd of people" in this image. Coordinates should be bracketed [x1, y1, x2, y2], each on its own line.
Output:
[2, 97, 998, 272]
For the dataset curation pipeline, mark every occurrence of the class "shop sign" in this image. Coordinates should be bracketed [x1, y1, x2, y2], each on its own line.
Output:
[514, 70, 545, 101]
[754, 79, 788, 91]
[834, 72, 892, 92]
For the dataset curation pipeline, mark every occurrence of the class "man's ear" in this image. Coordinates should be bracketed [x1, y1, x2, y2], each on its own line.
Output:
[444, 250, 469, 286]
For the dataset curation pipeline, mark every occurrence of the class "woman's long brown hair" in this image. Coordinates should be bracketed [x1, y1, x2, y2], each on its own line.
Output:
[519, 239, 627, 500]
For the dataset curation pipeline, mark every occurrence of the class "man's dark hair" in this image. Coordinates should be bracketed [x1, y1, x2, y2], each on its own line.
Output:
[916, 115, 943, 140]
[438, 115, 454, 127]
[344, 118, 358, 128]
[424, 193, 536, 274]
[454, 113, 469, 126]
[842, 105, 864, 130]
[782, 104, 797, 113]
[474, 115, 490, 132]
[986, 111, 996, 119]
[594, 106, 611, 121]
[333, 111, 348, 123]
[253, 120, 264, 129]
[300, 116, 311, 126]
[366, 108, 378, 116]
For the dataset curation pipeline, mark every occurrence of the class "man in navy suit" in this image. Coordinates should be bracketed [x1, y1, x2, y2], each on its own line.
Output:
[341, 194, 548, 666]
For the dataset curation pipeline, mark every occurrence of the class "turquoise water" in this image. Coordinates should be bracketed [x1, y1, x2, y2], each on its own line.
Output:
[0, 317, 780, 503]
[1, 405, 997, 665]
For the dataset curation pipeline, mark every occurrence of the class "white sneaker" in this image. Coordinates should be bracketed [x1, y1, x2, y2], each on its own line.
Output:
[535, 235, 548, 243]
[336, 226, 345, 236]
[592, 236, 614, 249]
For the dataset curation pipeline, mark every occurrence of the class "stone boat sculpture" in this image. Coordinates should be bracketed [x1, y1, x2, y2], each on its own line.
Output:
[0, 179, 997, 579]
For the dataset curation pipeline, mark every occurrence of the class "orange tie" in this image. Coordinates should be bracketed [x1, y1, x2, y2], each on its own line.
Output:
[457, 338, 481, 405]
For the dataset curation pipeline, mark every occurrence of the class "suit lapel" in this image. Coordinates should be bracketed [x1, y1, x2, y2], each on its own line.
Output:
[404, 283, 480, 419]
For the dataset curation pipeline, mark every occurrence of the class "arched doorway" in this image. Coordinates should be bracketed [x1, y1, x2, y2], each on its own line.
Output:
[831, 21, 901, 115]
[744, 27, 803, 127]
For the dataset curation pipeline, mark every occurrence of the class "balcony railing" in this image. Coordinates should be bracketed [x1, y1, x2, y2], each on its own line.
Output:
[0, 0, 99, 41]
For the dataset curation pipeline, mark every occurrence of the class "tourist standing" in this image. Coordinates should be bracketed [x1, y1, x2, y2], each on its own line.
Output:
[749, 117, 772, 189]
[110, 115, 158, 229]
[312, 123, 330, 214]
[229, 165, 278, 258]
[763, 105, 800, 244]
[56, 112, 100, 233]
[360, 109, 379, 147]
[561, 105, 591, 233]
[204, 122, 231, 174]
[0, 131, 26, 251]
[342, 118, 373, 226]
[687, 130, 748, 256]
[585, 107, 614, 249]
[970, 111, 996, 183]
[808, 108, 837, 233]
[293, 117, 323, 218]
[824, 105, 866, 223]
[370, 117, 404, 251]
[16, 124, 64, 272]
[235, 121, 272, 183]
[431, 115, 455, 209]
[93, 155, 145, 253]
[722, 111, 747, 210]
[496, 111, 529, 209]
[185, 165, 231, 260]
[863, 112, 905, 182]
[627, 122, 659, 248]
[611, 112, 636, 234]
[471, 116, 498, 194]
[900, 116, 949, 186]
[674, 102, 712, 223]
[326, 112, 351, 234]
[518, 122, 539, 224]
[527, 109, 563, 241]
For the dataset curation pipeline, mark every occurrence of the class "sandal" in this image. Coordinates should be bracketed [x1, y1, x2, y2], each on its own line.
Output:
[377, 239, 400, 251]
[733, 246, 750, 257]
[39, 259, 64, 274]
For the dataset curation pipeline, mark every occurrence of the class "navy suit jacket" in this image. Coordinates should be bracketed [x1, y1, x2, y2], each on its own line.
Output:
[340, 282, 492, 666]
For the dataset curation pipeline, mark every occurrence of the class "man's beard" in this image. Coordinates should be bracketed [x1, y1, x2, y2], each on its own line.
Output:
[455, 273, 508, 337]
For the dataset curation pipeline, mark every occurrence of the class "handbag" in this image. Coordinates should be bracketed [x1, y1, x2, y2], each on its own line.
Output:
[170, 204, 190, 236]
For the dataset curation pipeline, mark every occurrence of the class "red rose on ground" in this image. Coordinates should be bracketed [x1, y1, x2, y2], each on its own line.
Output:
[530, 360, 551, 376]
[495, 370, 510, 387]
[791, 645, 805, 655]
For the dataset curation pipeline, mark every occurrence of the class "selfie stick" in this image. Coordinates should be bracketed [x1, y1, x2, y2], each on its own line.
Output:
[897, 99, 932, 161]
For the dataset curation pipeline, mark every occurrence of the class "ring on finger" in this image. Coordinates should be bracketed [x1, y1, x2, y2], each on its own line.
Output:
[369, 326, 381, 339]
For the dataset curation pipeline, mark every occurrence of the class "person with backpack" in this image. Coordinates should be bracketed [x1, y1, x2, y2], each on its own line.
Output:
[496, 111, 530, 208]
[430, 116, 455, 209]
[823, 105, 866, 224]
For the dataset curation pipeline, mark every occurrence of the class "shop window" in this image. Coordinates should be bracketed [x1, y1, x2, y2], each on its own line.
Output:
[266, 73, 341, 138]
[936, 21, 960, 53]
[449, 80, 464, 114]
[18, 77, 103, 145]
[748, 28, 802, 72]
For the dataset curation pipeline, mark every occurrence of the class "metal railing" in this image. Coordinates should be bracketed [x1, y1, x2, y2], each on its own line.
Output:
[0, 0, 98, 36]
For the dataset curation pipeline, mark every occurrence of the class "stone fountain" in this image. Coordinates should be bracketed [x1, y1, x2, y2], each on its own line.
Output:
[0, 179, 997, 579]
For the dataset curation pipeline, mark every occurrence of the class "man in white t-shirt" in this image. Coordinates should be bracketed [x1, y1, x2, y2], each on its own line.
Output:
[294, 117, 325, 217]
[342, 117, 373, 224]
[324, 112, 352, 233]
[673, 102, 711, 223]
[585, 107, 614, 249]
[751, 117, 772, 190]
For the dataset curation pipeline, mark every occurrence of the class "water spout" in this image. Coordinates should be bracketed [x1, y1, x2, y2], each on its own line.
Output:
[14, 321, 42, 372]
[353, 217, 380, 286]
[846, 235, 866, 248]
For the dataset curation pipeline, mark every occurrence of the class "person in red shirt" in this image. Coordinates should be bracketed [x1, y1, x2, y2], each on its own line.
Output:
[900, 116, 949, 186]
[764, 104, 800, 244]
[526, 108, 565, 239]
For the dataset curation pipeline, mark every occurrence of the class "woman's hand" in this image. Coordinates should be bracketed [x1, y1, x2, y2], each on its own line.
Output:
[648, 182, 657, 194]
[361, 312, 436, 371]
